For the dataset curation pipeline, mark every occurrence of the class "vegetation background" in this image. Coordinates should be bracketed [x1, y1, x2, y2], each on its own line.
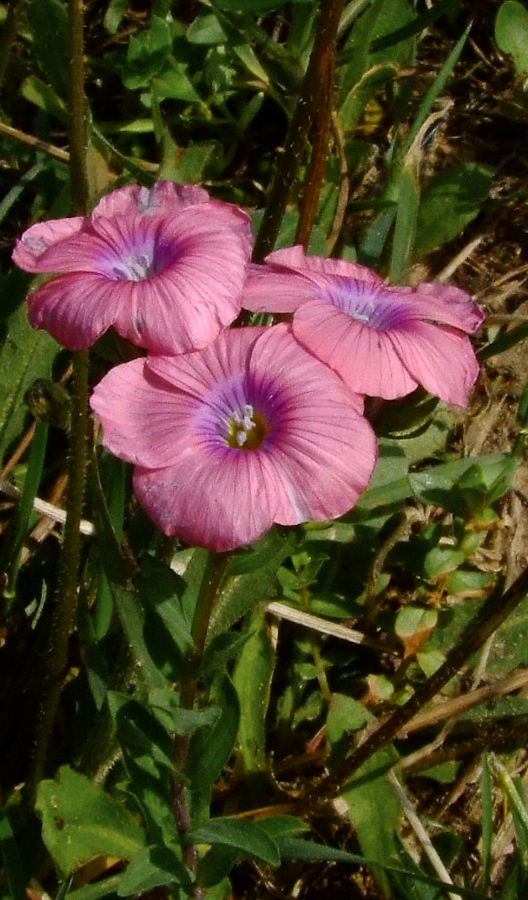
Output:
[1, 0, 528, 898]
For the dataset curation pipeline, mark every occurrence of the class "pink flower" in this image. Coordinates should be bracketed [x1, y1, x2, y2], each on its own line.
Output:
[90, 324, 378, 552]
[242, 247, 484, 408]
[12, 181, 253, 355]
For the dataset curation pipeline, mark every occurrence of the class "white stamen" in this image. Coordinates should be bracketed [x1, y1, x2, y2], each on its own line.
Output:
[352, 300, 376, 324]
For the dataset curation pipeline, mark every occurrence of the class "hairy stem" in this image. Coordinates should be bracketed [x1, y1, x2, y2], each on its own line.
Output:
[25, 0, 90, 809]
[253, 0, 344, 261]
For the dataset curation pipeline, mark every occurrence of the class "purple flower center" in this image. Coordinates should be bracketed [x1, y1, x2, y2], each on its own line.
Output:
[319, 277, 411, 330]
[102, 223, 177, 283]
[110, 246, 163, 282]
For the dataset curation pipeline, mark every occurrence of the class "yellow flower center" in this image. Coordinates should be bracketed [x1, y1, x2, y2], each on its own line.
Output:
[226, 404, 269, 450]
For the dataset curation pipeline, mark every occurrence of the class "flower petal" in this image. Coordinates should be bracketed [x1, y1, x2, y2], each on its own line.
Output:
[292, 300, 418, 399]
[265, 245, 385, 285]
[27, 273, 121, 349]
[111, 216, 249, 354]
[12, 217, 87, 272]
[91, 357, 214, 468]
[391, 282, 485, 333]
[133, 451, 282, 552]
[386, 320, 480, 407]
[92, 182, 211, 218]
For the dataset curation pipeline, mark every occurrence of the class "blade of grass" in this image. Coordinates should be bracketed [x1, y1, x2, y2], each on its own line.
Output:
[389, 165, 419, 283]
[480, 753, 493, 893]
[2, 421, 48, 606]
[0, 813, 27, 900]
[401, 24, 471, 158]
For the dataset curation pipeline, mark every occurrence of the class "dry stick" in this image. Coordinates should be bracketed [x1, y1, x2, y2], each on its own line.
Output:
[299, 564, 528, 810]
[0, 122, 70, 163]
[253, 0, 345, 262]
[24, 0, 90, 808]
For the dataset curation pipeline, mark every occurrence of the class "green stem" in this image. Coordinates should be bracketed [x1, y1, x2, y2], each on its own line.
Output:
[253, 0, 345, 261]
[172, 552, 232, 894]
[301, 563, 528, 810]
[24, 0, 90, 810]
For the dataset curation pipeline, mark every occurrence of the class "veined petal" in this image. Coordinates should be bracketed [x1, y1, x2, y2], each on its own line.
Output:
[264, 245, 385, 286]
[292, 301, 418, 399]
[111, 219, 249, 354]
[92, 182, 211, 218]
[134, 450, 283, 552]
[387, 321, 480, 408]
[12, 217, 87, 272]
[390, 282, 485, 333]
[90, 358, 203, 468]
[27, 273, 120, 349]
[242, 264, 315, 313]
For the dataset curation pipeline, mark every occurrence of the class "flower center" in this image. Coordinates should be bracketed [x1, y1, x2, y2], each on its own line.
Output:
[111, 250, 158, 282]
[320, 277, 405, 331]
[226, 404, 269, 450]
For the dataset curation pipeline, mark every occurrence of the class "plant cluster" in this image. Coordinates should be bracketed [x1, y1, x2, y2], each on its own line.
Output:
[1, 1, 528, 899]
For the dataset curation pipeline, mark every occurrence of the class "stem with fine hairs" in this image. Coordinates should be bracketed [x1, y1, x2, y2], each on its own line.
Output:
[253, 0, 344, 262]
[25, 0, 90, 810]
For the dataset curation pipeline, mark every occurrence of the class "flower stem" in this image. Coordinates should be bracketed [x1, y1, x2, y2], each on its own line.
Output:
[253, 0, 344, 261]
[172, 552, 231, 894]
[24, 0, 90, 810]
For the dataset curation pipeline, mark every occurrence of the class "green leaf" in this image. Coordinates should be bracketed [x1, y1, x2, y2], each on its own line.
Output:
[395, 605, 438, 639]
[36, 766, 145, 876]
[112, 585, 168, 690]
[327, 695, 400, 896]
[389, 165, 419, 283]
[27, 0, 69, 96]
[187, 675, 240, 789]
[186, 12, 228, 45]
[370, 0, 461, 52]
[257, 816, 309, 840]
[189, 818, 280, 866]
[117, 845, 190, 896]
[278, 837, 365, 864]
[207, 527, 299, 641]
[402, 25, 470, 157]
[123, 16, 172, 89]
[0, 270, 59, 461]
[20, 75, 69, 121]
[66, 875, 123, 900]
[409, 454, 515, 512]
[104, 0, 128, 34]
[154, 63, 203, 102]
[495, 1, 528, 76]
[413, 164, 493, 258]
[0, 813, 26, 900]
[212, 0, 286, 13]
[423, 547, 465, 579]
[1, 421, 48, 599]
[233, 607, 275, 779]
